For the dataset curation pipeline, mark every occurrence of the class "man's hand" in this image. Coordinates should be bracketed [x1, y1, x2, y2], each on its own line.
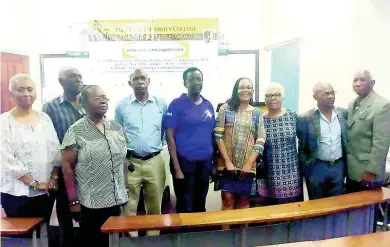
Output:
[361, 172, 376, 187]
[174, 168, 184, 179]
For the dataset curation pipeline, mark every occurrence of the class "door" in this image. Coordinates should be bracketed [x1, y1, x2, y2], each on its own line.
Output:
[0, 53, 30, 113]
[270, 41, 300, 112]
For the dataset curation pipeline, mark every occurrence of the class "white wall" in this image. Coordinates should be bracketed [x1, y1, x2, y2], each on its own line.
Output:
[259, 0, 390, 112]
[21, 0, 261, 112]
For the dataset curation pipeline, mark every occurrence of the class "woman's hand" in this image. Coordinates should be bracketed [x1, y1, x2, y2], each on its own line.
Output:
[240, 163, 252, 179]
[47, 177, 58, 191]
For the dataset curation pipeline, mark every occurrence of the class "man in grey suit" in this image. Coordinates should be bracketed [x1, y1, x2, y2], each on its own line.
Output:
[346, 70, 390, 192]
[298, 83, 348, 199]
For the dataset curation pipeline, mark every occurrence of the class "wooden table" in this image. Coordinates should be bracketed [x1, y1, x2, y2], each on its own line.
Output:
[1, 217, 44, 247]
[101, 188, 390, 247]
[265, 232, 390, 247]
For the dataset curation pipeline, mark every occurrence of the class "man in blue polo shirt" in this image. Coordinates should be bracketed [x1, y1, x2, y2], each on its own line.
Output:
[165, 67, 215, 213]
[115, 68, 167, 236]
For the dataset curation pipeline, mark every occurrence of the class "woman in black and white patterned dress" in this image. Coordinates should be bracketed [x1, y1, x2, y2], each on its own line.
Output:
[61, 85, 128, 247]
[257, 83, 303, 205]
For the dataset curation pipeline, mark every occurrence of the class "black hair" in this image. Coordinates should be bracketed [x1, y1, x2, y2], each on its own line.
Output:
[182, 67, 203, 81]
[226, 77, 254, 112]
[80, 85, 100, 108]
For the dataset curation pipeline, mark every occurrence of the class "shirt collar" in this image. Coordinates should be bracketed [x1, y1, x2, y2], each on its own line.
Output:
[129, 94, 155, 104]
[180, 93, 206, 102]
[314, 105, 339, 114]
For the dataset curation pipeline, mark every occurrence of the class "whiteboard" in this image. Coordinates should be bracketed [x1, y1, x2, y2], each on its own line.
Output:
[40, 55, 94, 104]
[40, 53, 258, 119]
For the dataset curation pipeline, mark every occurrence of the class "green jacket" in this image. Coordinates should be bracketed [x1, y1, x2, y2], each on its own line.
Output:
[346, 92, 390, 182]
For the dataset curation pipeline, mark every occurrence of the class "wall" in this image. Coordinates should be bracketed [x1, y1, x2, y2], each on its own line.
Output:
[16, 0, 261, 112]
[0, 0, 43, 109]
[259, 0, 390, 112]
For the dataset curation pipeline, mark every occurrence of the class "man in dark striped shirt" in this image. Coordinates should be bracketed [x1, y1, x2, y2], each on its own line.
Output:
[43, 67, 85, 247]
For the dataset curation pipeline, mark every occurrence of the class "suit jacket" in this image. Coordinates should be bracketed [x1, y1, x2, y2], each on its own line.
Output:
[297, 107, 348, 170]
[346, 92, 390, 182]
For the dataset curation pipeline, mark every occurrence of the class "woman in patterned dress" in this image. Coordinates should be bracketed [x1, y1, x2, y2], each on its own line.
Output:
[215, 78, 266, 211]
[257, 83, 303, 205]
[61, 85, 128, 247]
[0, 74, 59, 221]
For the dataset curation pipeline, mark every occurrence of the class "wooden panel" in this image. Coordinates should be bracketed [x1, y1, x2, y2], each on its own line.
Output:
[180, 188, 390, 228]
[0, 52, 29, 113]
[261, 232, 390, 247]
[0, 218, 43, 236]
[101, 214, 181, 233]
[315, 232, 390, 247]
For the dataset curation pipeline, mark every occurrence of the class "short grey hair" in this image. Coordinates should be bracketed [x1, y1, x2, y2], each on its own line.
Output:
[265, 82, 285, 97]
[9, 74, 33, 92]
[58, 67, 78, 80]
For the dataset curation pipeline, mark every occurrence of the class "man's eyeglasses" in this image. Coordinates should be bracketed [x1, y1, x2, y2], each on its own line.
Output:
[265, 93, 282, 99]
[94, 96, 109, 102]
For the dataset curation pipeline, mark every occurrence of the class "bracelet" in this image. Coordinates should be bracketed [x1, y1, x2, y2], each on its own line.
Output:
[29, 180, 39, 190]
[51, 175, 58, 180]
[69, 200, 80, 207]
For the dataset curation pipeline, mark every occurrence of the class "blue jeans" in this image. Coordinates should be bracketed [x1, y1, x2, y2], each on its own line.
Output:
[305, 158, 345, 199]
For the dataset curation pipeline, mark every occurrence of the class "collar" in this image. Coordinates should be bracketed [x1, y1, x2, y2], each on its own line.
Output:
[84, 115, 107, 125]
[129, 94, 155, 104]
[180, 93, 207, 102]
[314, 105, 339, 114]
[356, 91, 375, 107]
[59, 94, 81, 105]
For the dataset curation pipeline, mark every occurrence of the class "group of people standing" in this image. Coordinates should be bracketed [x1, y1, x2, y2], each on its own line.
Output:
[1, 67, 389, 247]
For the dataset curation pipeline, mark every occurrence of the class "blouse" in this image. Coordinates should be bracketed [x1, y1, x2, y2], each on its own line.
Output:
[214, 103, 266, 172]
[61, 116, 128, 209]
[0, 111, 61, 197]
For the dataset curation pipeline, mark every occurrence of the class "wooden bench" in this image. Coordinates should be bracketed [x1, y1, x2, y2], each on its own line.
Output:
[266, 231, 390, 247]
[1, 217, 45, 247]
[102, 188, 390, 247]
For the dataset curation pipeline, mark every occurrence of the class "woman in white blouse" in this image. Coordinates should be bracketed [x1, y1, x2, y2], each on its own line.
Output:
[0, 74, 60, 221]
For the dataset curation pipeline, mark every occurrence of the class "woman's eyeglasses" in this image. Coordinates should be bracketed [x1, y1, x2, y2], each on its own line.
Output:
[265, 93, 282, 99]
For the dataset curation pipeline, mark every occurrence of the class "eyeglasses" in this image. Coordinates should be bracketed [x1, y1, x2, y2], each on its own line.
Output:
[93, 96, 109, 102]
[265, 93, 282, 99]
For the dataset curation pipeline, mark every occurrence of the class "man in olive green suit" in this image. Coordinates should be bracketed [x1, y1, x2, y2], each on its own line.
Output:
[346, 70, 390, 192]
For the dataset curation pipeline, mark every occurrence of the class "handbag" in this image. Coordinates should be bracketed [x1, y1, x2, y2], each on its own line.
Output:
[253, 109, 267, 179]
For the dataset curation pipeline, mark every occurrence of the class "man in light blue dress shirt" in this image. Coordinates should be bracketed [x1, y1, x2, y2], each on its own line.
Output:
[297, 83, 348, 199]
[115, 68, 167, 236]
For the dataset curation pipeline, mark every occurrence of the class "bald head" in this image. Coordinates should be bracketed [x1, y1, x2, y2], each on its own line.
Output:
[353, 70, 375, 97]
[313, 82, 332, 95]
[313, 82, 335, 109]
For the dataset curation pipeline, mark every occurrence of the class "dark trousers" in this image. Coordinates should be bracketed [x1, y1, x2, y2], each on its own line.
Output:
[346, 178, 383, 231]
[80, 205, 120, 247]
[56, 169, 80, 247]
[305, 159, 345, 199]
[1, 192, 54, 220]
[172, 156, 211, 213]
[1, 192, 55, 244]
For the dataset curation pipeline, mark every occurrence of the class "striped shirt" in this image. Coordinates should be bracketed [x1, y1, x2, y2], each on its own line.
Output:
[42, 95, 86, 143]
[61, 116, 128, 209]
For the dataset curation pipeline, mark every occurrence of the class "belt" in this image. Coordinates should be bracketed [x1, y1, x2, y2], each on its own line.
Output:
[317, 157, 342, 165]
[132, 151, 161, 161]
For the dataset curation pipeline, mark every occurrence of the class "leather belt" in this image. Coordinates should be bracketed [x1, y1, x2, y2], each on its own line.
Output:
[317, 157, 342, 165]
[132, 151, 161, 161]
